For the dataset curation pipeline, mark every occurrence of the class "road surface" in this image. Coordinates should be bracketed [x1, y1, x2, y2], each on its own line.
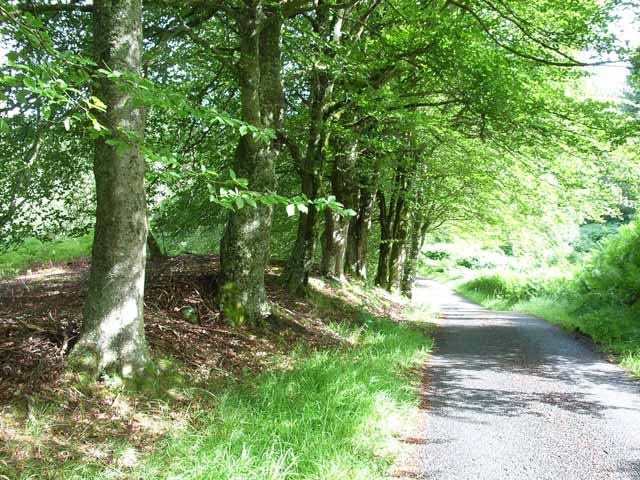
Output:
[414, 280, 640, 480]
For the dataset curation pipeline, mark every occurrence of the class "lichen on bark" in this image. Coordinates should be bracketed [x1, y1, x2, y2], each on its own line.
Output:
[218, 4, 283, 323]
[70, 0, 150, 378]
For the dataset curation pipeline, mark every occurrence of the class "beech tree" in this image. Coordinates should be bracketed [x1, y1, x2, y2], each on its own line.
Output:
[217, 1, 284, 322]
[70, 0, 150, 376]
[0, 0, 157, 376]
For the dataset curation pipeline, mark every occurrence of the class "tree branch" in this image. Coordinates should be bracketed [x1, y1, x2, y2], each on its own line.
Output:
[15, 2, 93, 14]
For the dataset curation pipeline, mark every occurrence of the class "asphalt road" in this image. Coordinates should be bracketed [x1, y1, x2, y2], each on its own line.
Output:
[415, 280, 640, 480]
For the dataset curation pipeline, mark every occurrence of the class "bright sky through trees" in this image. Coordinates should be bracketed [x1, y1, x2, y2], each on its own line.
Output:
[585, 6, 639, 98]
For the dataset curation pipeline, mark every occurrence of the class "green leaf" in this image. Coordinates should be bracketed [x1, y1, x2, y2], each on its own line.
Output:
[91, 117, 104, 132]
[23, 76, 36, 90]
[91, 96, 107, 111]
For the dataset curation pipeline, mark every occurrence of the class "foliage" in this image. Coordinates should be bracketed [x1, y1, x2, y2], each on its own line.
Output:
[460, 271, 568, 305]
[577, 221, 640, 307]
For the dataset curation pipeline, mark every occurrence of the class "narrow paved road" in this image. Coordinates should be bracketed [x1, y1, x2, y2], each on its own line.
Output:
[414, 280, 640, 480]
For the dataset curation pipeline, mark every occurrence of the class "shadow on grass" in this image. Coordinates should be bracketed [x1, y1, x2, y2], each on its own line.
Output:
[2, 282, 433, 480]
[137, 313, 432, 480]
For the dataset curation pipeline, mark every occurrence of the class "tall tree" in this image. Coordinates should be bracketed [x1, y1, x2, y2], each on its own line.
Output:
[71, 0, 150, 377]
[281, 2, 346, 293]
[320, 132, 359, 279]
[218, 1, 284, 322]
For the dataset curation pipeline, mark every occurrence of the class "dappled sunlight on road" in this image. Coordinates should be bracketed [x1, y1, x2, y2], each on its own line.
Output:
[412, 280, 640, 480]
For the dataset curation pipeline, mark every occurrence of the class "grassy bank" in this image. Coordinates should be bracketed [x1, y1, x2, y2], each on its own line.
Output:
[1, 254, 433, 480]
[134, 315, 429, 480]
[0, 235, 92, 278]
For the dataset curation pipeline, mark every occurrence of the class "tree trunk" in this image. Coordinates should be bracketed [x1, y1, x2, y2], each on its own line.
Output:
[375, 155, 412, 291]
[345, 166, 378, 280]
[281, 80, 326, 292]
[321, 137, 358, 279]
[375, 191, 392, 289]
[71, 0, 149, 378]
[320, 209, 350, 279]
[219, 5, 282, 323]
[401, 219, 429, 297]
[147, 230, 164, 260]
[387, 198, 408, 290]
[347, 188, 375, 279]
[282, 5, 344, 294]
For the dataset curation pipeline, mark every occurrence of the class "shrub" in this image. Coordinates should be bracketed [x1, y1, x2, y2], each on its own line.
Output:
[461, 271, 572, 305]
[423, 249, 449, 261]
[578, 221, 640, 307]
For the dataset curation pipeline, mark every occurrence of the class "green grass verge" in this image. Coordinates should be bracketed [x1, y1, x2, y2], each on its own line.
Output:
[3, 313, 432, 480]
[0, 235, 93, 278]
[456, 283, 640, 377]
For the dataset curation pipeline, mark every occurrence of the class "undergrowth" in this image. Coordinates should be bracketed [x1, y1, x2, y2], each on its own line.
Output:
[1, 283, 433, 480]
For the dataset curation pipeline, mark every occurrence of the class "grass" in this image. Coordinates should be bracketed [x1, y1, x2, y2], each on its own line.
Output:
[0, 235, 92, 278]
[1, 298, 433, 479]
[137, 316, 430, 480]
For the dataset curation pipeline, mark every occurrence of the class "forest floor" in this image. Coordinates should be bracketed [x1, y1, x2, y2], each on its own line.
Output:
[0, 254, 433, 479]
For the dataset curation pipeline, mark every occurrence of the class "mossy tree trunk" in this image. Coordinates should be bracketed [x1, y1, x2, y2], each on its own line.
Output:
[400, 217, 430, 297]
[282, 4, 345, 294]
[219, 3, 283, 322]
[320, 137, 359, 279]
[71, 0, 150, 378]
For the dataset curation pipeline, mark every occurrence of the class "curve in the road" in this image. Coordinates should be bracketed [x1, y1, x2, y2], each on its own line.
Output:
[414, 280, 640, 480]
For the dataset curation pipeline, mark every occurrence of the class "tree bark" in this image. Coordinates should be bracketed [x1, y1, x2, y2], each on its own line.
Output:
[320, 137, 358, 278]
[282, 4, 343, 293]
[71, 0, 150, 377]
[345, 159, 379, 279]
[281, 70, 328, 292]
[387, 194, 408, 290]
[400, 218, 429, 297]
[320, 209, 349, 278]
[147, 230, 164, 260]
[375, 154, 413, 291]
[345, 187, 373, 279]
[218, 3, 283, 323]
[375, 191, 392, 289]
